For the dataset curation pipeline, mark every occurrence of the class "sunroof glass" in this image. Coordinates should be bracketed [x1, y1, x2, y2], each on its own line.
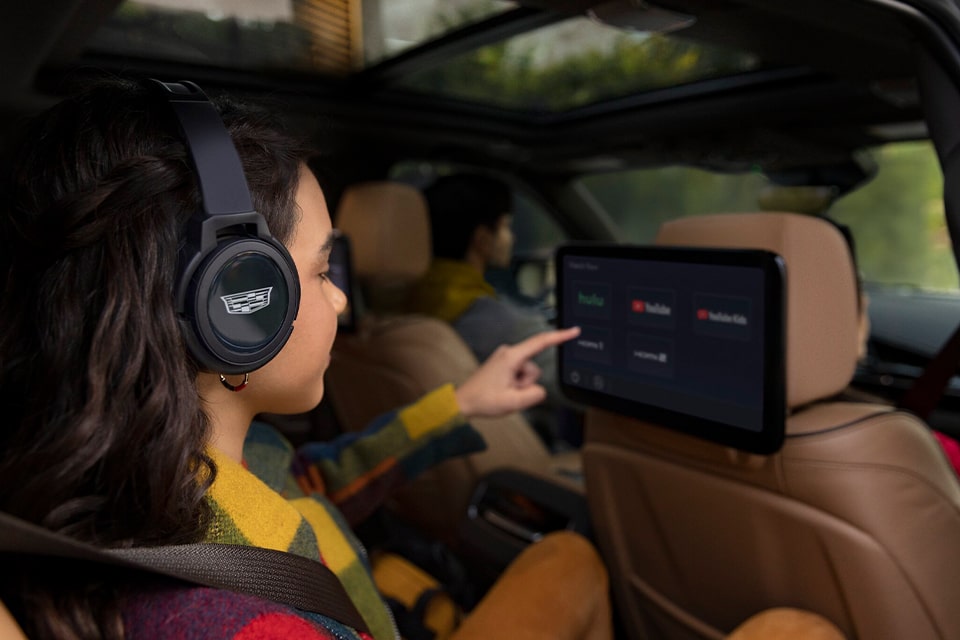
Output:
[86, 0, 517, 76]
[396, 15, 763, 113]
[366, 0, 516, 66]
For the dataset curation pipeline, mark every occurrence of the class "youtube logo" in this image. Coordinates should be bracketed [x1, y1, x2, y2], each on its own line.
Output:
[697, 308, 708, 320]
[630, 298, 670, 316]
[627, 288, 676, 330]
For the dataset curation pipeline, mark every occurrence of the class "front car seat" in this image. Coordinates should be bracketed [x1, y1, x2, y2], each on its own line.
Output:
[326, 181, 580, 545]
[582, 212, 960, 640]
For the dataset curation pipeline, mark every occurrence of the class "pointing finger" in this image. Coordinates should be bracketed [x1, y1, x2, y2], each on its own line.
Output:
[510, 326, 580, 362]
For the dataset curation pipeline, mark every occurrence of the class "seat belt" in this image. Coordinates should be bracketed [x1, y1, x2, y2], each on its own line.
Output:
[895, 321, 960, 421]
[0, 511, 370, 634]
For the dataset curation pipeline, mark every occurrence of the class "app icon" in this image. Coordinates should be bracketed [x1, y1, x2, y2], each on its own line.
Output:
[632, 299, 645, 313]
[697, 308, 709, 320]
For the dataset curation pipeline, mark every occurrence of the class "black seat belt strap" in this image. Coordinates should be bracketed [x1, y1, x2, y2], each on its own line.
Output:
[896, 320, 960, 421]
[0, 511, 370, 634]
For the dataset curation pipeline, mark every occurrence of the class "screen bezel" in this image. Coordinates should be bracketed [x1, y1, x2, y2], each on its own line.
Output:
[556, 243, 786, 455]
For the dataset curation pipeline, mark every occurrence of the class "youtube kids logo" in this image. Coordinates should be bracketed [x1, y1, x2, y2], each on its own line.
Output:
[695, 306, 747, 326]
[693, 293, 752, 341]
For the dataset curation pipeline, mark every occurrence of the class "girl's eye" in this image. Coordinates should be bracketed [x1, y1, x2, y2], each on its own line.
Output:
[319, 271, 331, 282]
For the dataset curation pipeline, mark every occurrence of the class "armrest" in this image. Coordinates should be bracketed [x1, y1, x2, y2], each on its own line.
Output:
[457, 467, 592, 580]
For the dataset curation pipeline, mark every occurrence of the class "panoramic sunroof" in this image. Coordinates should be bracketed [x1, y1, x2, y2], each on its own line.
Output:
[396, 16, 762, 113]
[86, 0, 765, 114]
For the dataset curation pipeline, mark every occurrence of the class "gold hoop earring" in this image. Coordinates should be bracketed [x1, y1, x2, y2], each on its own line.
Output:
[219, 373, 250, 392]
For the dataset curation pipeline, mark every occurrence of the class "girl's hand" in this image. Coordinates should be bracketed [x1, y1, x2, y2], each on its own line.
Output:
[454, 326, 581, 419]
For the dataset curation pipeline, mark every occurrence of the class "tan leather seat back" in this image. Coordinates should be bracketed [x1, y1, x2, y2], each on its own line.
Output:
[327, 181, 554, 543]
[657, 212, 859, 408]
[336, 182, 433, 313]
[583, 213, 960, 640]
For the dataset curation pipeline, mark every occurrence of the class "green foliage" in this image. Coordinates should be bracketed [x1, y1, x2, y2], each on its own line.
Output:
[401, 28, 757, 112]
[830, 141, 956, 291]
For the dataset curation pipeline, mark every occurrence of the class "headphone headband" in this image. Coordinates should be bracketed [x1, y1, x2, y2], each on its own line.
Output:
[153, 80, 254, 215]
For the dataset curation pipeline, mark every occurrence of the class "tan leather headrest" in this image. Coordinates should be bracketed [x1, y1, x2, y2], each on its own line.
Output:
[335, 181, 432, 288]
[656, 212, 859, 409]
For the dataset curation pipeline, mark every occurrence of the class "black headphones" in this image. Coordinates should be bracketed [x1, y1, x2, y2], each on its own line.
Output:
[152, 80, 300, 375]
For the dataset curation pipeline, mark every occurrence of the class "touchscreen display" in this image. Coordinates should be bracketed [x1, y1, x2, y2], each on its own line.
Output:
[556, 244, 786, 454]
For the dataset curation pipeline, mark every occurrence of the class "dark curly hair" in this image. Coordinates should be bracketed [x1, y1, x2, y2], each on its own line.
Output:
[0, 76, 312, 638]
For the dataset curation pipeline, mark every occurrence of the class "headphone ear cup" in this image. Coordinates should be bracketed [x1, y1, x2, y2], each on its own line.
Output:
[181, 235, 300, 374]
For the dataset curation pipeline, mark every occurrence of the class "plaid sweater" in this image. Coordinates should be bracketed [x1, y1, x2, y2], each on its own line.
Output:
[198, 384, 485, 640]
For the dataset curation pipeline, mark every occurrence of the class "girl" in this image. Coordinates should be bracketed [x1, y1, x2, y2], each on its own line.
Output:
[0, 77, 609, 639]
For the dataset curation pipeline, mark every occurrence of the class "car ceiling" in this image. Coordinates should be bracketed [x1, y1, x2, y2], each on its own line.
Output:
[0, 0, 956, 183]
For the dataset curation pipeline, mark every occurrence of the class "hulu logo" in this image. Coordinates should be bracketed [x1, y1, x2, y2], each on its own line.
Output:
[578, 291, 605, 307]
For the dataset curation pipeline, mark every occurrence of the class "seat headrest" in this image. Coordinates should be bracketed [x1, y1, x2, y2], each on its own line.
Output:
[335, 181, 432, 288]
[656, 212, 859, 409]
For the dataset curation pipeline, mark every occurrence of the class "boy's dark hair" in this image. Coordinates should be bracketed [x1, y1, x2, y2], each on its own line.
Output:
[424, 173, 511, 260]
